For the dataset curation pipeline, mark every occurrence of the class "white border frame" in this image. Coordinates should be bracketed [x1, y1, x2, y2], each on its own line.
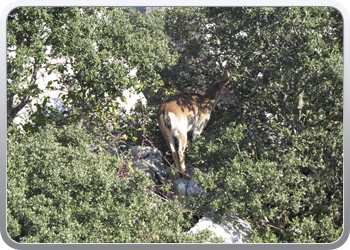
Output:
[1, 1, 348, 250]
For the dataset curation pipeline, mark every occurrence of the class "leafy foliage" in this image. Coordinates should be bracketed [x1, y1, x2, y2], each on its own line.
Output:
[154, 7, 343, 243]
[7, 7, 343, 243]
[7, 7, 177, 136]
[7, 125, 222, 243]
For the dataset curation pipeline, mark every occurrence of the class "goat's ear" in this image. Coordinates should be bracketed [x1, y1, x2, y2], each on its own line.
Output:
[223, 69, 231, 85]
[224, 69, 231, 79]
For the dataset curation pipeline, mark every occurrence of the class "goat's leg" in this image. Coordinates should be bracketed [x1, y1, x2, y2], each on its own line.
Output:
[159, 122, 183, 175]
[161, 130, 180, 171]
[177, 132, 188, 173]
[167, 135, 181, 172]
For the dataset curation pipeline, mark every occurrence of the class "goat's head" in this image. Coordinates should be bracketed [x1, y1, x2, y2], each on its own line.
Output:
[220, 83, 240, 106]
[220, 70, 240, 106]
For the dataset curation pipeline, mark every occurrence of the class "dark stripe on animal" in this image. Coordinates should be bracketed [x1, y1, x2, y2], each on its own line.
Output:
[164, 111, 172, 130]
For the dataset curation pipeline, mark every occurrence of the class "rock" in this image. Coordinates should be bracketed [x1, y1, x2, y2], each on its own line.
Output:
[173, 178, 203, 199]
[116, 88, 147, 114]
[129, 145, 162, 161]
[128, 146, 173, 185]
[189, 215, 252, 243]
[171, 164, 208, 199]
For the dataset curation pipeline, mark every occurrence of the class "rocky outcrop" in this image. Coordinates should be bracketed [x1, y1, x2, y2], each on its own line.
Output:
[173, 178, 203, 199]
[189, 215, 252, 243]
[128, 146, 174, 185]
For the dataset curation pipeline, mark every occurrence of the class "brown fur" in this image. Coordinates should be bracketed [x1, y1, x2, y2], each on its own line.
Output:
[157, 69, 240, 174]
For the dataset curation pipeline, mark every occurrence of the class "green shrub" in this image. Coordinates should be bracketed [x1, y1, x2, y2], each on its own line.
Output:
[7, 124, 222, 243]
[186, 118, 342, 243]
[7, 7, 343, 244]
[148, 7, 343, 243]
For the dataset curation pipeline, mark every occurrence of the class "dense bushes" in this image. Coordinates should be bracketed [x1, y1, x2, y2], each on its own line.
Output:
[7, 7, 177, 134]
[155, 7, 343, 243]
[7, 125, 221, 243]
[7, 7, 343, 243]
[186, 120, 342, 242]
[133, 7, 343, 243]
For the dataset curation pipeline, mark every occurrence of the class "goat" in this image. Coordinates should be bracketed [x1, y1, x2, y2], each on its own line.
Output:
[156, 69, 240, 174]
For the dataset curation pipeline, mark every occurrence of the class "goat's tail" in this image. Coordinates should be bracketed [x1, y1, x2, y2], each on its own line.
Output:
[163, 112, 172, 130]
